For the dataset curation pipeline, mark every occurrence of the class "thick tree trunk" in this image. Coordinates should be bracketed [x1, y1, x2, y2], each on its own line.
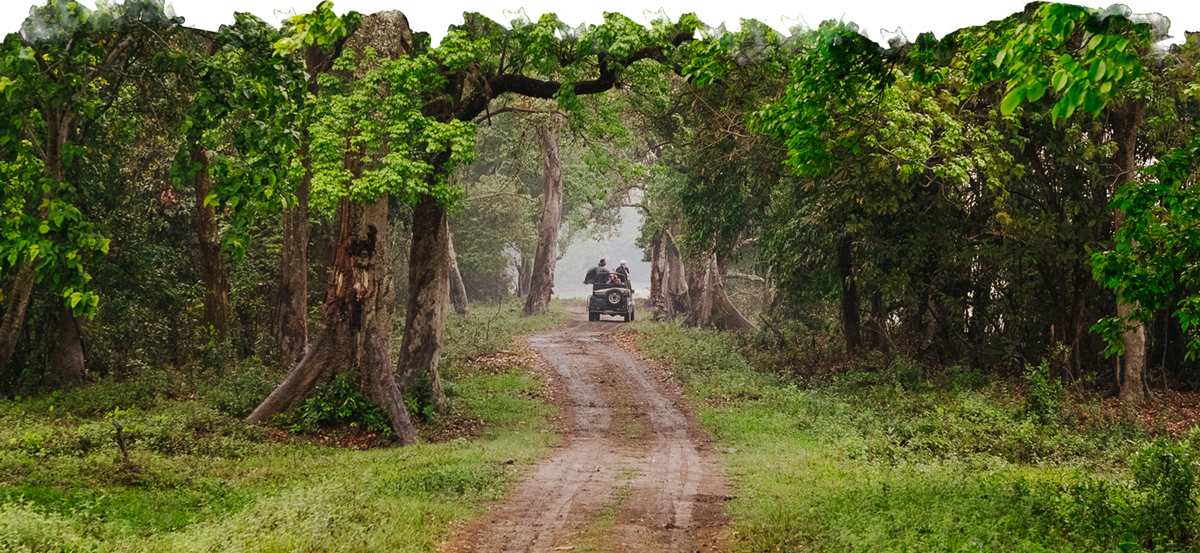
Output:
[710, 257, 754, 331]
[0, 264, 36, 380]
[837, 233, 862, 354]
[47, 305, 86, 388]
[1111, 100, 1151, 403]
[648, 230, 672, 319]
[396, 194, 450, 415]
[522, 118, 564, 317]
[191, 142, 230, 342]
[250, 11, 419, 442]
[277, 138, 311, 362]
[518, 257, 532, 296]
[447, 230, 469, 316]
[249, 197, 417, 444]
[684, 252, 751, 331]
[664, 230, 690, 317]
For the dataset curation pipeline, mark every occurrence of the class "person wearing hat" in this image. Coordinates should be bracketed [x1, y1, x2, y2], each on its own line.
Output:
[615, 260, 630, 284]
[584, 258, 609, 285]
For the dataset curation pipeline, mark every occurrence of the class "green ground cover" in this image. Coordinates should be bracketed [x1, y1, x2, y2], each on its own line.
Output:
[628, 321, 1199, 553]
[0, 301, 570, 552]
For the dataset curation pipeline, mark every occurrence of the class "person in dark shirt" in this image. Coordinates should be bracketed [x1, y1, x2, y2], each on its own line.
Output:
[615, 260, 630, 284]
[584, 258, 608, 285]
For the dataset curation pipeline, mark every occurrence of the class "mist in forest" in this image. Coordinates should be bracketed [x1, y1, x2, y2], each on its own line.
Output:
[553, 207, 650, 298]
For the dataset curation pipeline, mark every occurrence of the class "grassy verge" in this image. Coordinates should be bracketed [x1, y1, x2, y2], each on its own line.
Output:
[628, 321, 1199, 553]
[0, 300, 571, 552]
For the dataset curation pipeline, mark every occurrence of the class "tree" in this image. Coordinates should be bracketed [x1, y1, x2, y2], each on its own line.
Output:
[985, 2, 1161, 401]
[521, 113, 563, 316]
[0, 0, 180, 383]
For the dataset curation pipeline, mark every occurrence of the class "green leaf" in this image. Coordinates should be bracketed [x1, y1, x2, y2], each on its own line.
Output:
[1000, 87, 1024, 115]
[1051, 70, 1069, 93]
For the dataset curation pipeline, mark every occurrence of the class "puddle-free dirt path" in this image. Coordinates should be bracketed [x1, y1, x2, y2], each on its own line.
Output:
[441, 309, 728, 553]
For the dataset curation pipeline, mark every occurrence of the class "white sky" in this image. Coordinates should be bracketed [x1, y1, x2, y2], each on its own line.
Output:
[2, 1, 1198, 46]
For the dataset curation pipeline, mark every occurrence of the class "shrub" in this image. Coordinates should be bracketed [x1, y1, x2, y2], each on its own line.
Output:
[1129, 439, 1197, 549]
[293, 375, 393, 438]
[200, 357, 281, 418]
[1024, 358, 1063, 425]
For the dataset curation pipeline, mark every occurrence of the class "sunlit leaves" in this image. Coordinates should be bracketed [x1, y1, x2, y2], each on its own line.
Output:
[990, 2, 1150, 123]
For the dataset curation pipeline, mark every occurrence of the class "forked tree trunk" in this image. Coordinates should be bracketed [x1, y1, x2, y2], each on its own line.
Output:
[664, 230, 690, 317]
[1111, 100, 1151, 403]
[447, 230, 469, 316]
[277, 137, 311, 362]
[837, 233, 862, 354]
[191, 142, 230, 342]
[249, 197, 417, 444]
[0, 264, 36, 380]
[47, 305, 86, 387]
[522, 118, 563, 317]
[396, 194, 450, 414]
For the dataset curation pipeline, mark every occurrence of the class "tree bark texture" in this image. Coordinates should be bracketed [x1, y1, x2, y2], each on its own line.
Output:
[649, 230, 672, 318]
[1111, 100, 1151, 403]
[275, 39, 347, 362]
[277, 137, 311, 362]
[836, 233, 862, 354]
[683, 252, 752, 331]
[0, 264, 36, 380]
[47, 305, 87, 388]
[447, 229, 469, 316]
[396, 194, 450, 414]
[522, 118, 563, 317]
[190, 142, 231, 343]
[249, 197, 416, 443]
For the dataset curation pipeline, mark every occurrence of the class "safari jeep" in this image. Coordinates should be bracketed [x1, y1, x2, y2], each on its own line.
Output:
[588, 274, 635, 322]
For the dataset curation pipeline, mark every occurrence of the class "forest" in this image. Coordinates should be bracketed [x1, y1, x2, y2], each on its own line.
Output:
[3, 0, 1200, 551]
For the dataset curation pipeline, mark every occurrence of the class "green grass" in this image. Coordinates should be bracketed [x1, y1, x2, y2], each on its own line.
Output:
[628, 321, 1199, 553]
[0, 300, 572, 553]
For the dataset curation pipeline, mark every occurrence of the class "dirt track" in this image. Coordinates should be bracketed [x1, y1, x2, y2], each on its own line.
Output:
[441, 309, 729, 553]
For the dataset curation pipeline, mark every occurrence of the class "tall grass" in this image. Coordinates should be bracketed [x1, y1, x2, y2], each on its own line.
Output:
[629, 321, 1198, 552]
[0, 300, 571, 552]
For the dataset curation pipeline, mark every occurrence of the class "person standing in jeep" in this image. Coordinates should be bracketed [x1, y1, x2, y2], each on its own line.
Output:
[584, 259, 609, 285]
[615, 260, 630, 284]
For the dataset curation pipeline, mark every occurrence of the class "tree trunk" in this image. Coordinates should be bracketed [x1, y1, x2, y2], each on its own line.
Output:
[47, 304, 86, 388]
[191, 142, 230, 343]
[0, 264, 36, 380]
[837, 233, 862, 354]
[1111, 100, 1151, 403]
[274, 32, 347, 363]
[277, 137, 310, 362]
[664, 230, 690, 317]
[710, 257, 753, 331]
[518, 257, 532, 296]
[396, 194, 450, 415]
[522, 118, 564, 317]
[684, 252, 752, 331]
[249, 197, 417, 444]
[648, 229, 673, 319]
[447, 229, 469, 316]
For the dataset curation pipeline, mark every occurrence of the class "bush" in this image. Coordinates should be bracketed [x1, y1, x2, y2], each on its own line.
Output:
[1024, 358, 1063, 425]
[200, 357, 281, 418]
[292, 375, 393, 438]
[1129, 439, 1197, 549]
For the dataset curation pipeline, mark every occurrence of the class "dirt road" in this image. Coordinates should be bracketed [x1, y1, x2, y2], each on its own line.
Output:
[441, 310, 728, 553]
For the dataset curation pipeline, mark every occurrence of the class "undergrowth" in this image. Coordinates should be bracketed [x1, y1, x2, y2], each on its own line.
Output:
[628, 320, 1198, 552]
[0, 299, 570, 552]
